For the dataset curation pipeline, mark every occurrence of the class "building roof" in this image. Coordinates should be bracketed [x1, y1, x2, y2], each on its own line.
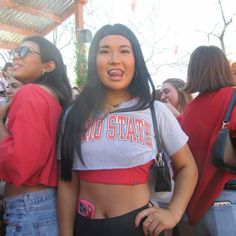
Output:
[0, 0, 79, 50]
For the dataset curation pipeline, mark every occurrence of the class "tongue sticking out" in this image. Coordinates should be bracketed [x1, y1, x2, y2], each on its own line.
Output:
[109, 70, 123, 78]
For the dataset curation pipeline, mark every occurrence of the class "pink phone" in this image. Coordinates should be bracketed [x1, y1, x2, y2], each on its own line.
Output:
[78, 199, 95, 219]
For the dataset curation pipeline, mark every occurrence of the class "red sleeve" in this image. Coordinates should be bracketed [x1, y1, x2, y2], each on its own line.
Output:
[0, 86, 53, 186]
[176, 114, 182, 123]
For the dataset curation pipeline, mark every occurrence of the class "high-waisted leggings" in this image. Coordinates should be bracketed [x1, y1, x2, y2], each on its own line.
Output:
[75, 204, 149, 236]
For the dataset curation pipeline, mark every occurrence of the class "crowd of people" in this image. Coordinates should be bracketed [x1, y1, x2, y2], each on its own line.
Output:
[0, 23, 236, 236]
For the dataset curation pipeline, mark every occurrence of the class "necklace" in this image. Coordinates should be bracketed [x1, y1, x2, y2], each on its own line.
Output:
[103, 96, 134, 114]
[104, 103, 121, 114]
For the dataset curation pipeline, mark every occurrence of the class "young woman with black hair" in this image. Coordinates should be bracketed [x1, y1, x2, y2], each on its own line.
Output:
[58, 24, 198, 236]
[0, 36, 72, 235]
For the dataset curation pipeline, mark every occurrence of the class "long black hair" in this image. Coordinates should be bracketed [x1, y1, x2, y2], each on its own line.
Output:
[22, 36, 72, 107]
[60, 24, 156, 180]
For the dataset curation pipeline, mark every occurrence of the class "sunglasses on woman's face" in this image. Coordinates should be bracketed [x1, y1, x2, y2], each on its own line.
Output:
[10, 46, 41, 59]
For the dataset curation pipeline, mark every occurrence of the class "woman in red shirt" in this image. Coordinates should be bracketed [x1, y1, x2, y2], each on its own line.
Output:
[180, 45, 236, 235]
[0, 36, 72, 235]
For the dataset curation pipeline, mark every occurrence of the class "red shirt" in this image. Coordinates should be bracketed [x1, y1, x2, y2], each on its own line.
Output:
[180, 87, 236, 225]
[0, 84, 62, 187]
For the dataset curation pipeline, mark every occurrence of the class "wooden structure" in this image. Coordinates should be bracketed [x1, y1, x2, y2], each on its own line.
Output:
[0, 0, 88, 50]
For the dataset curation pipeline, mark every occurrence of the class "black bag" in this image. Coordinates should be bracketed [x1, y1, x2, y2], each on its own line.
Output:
[211, 92, 236, 173]
[150, 102, 172, 192]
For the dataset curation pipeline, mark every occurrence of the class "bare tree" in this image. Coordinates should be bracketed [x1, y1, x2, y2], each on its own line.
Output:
[195, 0, 234, 55]
[217, 0, 233, 53]
[50, 16, 76, 51]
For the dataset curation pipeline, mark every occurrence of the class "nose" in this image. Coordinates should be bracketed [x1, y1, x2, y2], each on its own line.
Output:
[160, 93, 166, 100]
[6, 86, 12, 94]
[12, 52, 20, 60]
[109, 52, 121, 64]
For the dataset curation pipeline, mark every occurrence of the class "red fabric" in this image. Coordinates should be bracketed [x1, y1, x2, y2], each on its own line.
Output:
[0, 84, 62, 187]
[180, 87, 236, 225]
[78, 161, 153, 185]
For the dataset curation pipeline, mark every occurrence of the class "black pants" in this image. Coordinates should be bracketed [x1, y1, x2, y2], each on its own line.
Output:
[75, 204, 155, 236]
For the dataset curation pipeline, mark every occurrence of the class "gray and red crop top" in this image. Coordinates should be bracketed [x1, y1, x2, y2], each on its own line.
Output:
[78, 161, 154, 185]
[59, 98, 188, 185]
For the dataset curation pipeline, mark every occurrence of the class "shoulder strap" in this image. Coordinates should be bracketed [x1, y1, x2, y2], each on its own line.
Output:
[150, 102, 162, 152]
[150, 102, 167, 167]
[224, 92, 236, 123]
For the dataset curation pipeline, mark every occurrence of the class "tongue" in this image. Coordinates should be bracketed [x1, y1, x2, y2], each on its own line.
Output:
[109, 70, 123, 77]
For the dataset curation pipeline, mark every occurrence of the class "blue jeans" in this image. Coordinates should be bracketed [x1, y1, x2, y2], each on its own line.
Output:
[194, 189, 236, 236]
[3, 188, 58, 236]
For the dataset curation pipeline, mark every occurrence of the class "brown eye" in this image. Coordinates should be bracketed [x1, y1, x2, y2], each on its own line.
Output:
[98, 49, 108, 54]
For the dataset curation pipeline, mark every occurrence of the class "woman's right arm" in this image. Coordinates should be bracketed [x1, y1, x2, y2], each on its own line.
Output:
[0, 103, 10, 140]
[57, 170, 79, 236]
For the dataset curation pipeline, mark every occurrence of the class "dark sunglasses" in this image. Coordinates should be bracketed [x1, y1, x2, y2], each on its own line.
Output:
[10, 46, 42, 59]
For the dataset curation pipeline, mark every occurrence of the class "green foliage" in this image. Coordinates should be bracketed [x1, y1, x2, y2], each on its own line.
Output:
[74, 39, 88, 89]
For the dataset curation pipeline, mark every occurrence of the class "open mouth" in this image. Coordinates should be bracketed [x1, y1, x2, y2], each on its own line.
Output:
[107, 69, 124, 80]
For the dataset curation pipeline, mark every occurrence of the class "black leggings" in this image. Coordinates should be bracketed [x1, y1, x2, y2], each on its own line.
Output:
[75, 204, 149, 236]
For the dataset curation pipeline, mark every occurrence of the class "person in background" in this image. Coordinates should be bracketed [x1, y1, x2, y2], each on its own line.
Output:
[160, 78, 193, 117]
[57, 23, 198, 236]
[5, 76, 23, 101]
[0, 81, 8, 105]
[0, 76, 22, 235]
[159, 79, 194, 235]
[0, 36, 72, 236]
[153, 88, 162, 101]
[72, 86, 80, 99]
[2, 63, 13, 81]
[0, 63, 12, 105]
[180, 45, 236, 236]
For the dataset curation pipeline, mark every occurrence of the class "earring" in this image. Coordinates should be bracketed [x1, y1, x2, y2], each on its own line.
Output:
[42, 70, 45, 76]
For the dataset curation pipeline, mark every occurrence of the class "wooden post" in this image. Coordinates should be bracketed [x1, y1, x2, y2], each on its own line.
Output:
[75, 0, 88, 40]
[74, 0, 88, 89]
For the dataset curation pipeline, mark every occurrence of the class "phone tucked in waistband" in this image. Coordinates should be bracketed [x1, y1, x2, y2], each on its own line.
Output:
[78, 199, 95, 219]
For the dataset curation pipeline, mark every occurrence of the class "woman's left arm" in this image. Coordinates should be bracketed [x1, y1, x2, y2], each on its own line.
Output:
[135, 143, 198, 235]
[167, 144, 198, 222]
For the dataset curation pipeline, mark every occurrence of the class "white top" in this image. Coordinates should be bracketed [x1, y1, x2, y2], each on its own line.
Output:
[72, 98, 188, 170]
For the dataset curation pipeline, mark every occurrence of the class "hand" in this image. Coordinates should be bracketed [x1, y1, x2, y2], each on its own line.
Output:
[0, 102, 10, 120]
[164, 102, 180, 117]
[135, 206, 178, 236]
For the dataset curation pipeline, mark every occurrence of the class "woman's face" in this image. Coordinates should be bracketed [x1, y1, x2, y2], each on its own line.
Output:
[160, 82, 179, 109]
[96, 35, 135, 94]
[12, 41, 45, 84]
[6, 77, 23, 100]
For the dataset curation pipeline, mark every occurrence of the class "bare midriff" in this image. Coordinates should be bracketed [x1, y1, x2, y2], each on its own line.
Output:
[4, 182, 48, 197]
[79, 179, 150, 219]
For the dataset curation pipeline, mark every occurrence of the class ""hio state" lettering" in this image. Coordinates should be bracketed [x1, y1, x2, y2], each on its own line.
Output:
[82, 114, 152, 148]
